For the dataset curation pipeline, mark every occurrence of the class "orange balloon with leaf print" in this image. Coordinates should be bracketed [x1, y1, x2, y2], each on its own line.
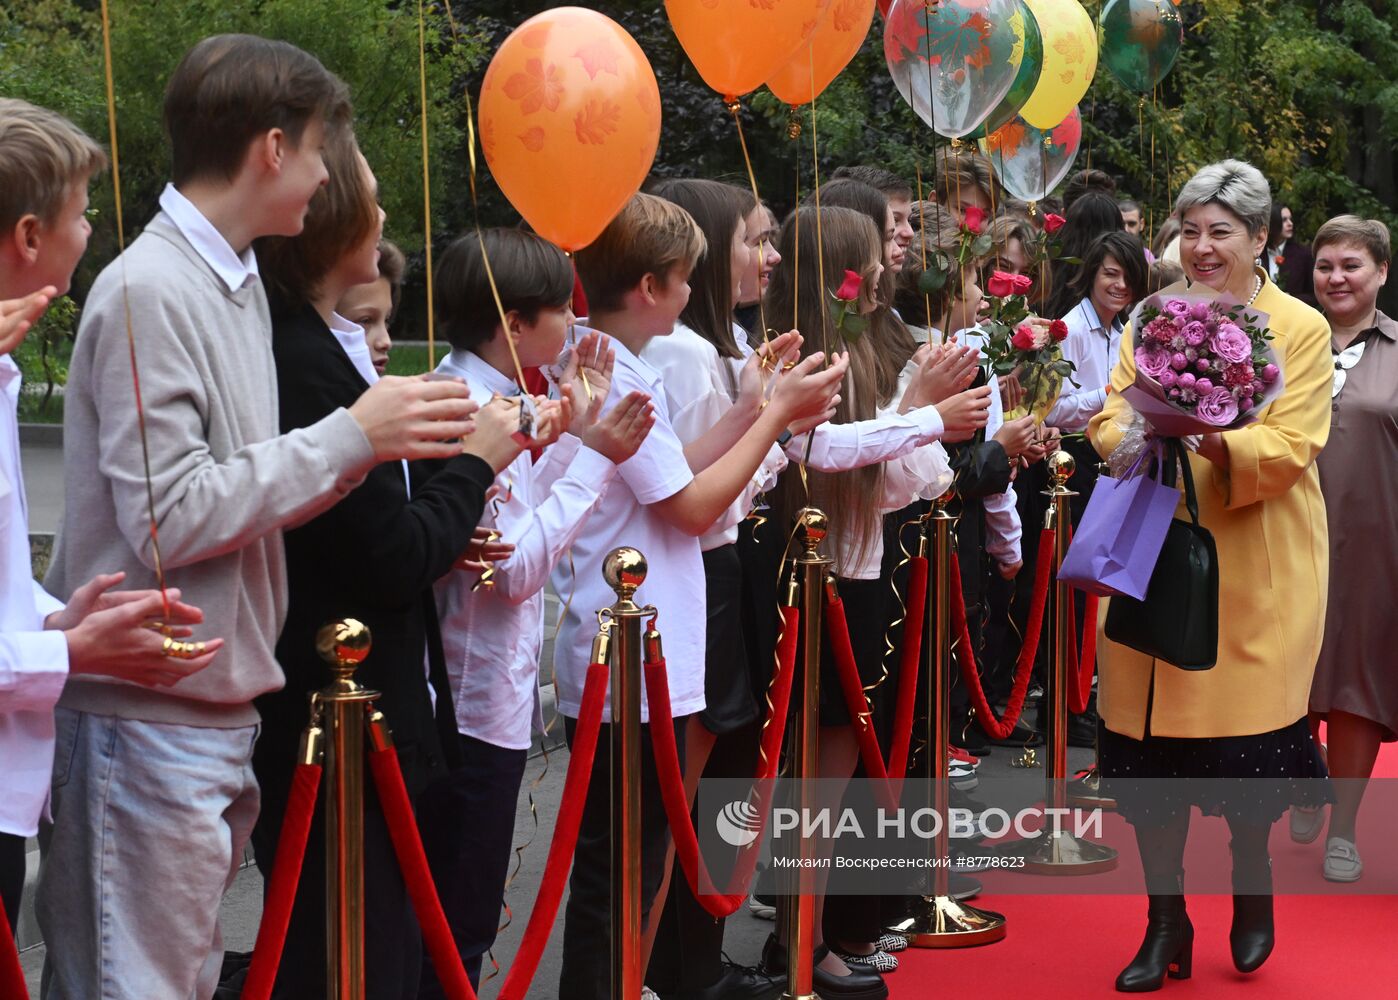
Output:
[667, 0, 834, 101]
[479, 7, 661, 251]
[767, 0, 877, 105]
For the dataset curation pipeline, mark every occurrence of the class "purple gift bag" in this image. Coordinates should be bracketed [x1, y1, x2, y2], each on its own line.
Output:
[1058, 452, 1180, 600]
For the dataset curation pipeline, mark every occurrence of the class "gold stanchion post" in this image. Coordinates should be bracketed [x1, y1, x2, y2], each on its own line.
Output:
[898, 491, 1007, 947]
[315, 618, 378, 1000]
[996, 452, 1118, 873]
[781, 508, 829, 1000]
[602, 548, 649, 1000]
[1069, 460, 1117, 812]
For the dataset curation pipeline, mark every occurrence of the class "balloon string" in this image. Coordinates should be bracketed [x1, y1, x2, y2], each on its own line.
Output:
[442, 8, 533, 398]
[416, 0, 438, 370]
[914, 159, 934, 344]
[808, 100, 828, 359]
[99, 0, 170, 622]
[1149, 83, 1159, 245]
[727, 102, 771, 353]
[1086, 93, 1096, 172]
[793, 159, 801, 334]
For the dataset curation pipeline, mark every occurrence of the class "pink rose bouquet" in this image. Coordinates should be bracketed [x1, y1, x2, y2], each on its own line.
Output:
[1123, 286, 1283, 435]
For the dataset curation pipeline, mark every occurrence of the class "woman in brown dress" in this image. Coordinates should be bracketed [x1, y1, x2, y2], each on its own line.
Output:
[1298, 216, 1395, 883]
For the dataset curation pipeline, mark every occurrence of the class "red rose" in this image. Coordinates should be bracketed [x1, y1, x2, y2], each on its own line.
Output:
[1011, 323, 1038, 351]
[962, 204, 987, 234]
[1010, 273, 1034, 294]
[986, 270, 1017, 297]
[1049, 318, 1069, 342]
[1043, 213, 1066, 234]
[834, 269, 863, 301]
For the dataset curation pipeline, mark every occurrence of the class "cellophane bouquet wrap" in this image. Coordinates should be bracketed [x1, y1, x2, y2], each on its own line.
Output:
[1121, 282, 1283, 436]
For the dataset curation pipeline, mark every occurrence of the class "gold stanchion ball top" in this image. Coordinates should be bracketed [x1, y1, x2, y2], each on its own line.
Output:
[1048, 449, 1076, 486]
[315, 618, 372, 674]
[797, 507, 829, 550]
[603, 547, 648, 599]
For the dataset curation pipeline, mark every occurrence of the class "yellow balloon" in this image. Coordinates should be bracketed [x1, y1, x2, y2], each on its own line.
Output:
[1019, 0, 1097, 129]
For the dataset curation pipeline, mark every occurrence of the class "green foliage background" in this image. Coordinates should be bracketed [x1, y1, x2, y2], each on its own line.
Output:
[2, 0, 1394, 354]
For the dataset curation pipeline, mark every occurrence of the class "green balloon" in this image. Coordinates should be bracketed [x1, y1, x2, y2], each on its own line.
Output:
[966, 0, 1043, 141]
[1099, 0, 1184, 92]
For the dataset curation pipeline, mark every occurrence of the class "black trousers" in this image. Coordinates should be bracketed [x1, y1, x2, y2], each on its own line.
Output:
[418, 734, 529, 994]
[1, 831, 23, 931]
[560, 715, 686, 1000]
[251, 757, 421, 1000]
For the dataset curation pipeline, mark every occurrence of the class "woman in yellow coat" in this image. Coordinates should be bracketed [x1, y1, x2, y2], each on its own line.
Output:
[1087, 160, 1333, 993]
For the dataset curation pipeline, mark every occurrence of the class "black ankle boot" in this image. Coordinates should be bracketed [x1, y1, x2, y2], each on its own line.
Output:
[1230, 893, 1274, 973]
[1115, 888, 1193, 992]
[1229, 837, 1275, 973]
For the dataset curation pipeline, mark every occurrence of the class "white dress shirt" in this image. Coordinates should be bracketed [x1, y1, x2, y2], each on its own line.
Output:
[156, 183, 259, 294]
[1, 355, 70, 836]
[433, 349, 617, 749]
[1044, 296, 1120, 433]
[328, 312, 378, 386]
[550, 332, 704, 723]
[641, 323, 769, 553]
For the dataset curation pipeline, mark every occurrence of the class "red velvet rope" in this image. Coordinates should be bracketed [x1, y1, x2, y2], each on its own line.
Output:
[1, 899, 27, 1000]
[823, 593, 899, 812]
[240, 762, 323, 1000]
[368, 744, 478, 1000]
[1067, 588, 1100, 714]
[887, 555, 928, 781]
[645, 605, 800, 919]
[495, 660, 608, 1000]
[951, 527, 1054, 740]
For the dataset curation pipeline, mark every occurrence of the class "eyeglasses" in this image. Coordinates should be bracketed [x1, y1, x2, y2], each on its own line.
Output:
[1333, 340, 1367, 398]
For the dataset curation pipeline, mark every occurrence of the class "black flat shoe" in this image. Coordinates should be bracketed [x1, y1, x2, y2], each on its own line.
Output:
[760, 935, 888, 1000]
[1230, 893, 1274, 973]
[671, 959, 785, 1000]
[1115, 894, 1193, 992]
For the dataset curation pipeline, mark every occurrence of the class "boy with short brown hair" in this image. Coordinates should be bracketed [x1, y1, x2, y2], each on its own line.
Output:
[0, 96, 218, 939]
[556, 193, 845, 1000]
[38, 35, 477, 999]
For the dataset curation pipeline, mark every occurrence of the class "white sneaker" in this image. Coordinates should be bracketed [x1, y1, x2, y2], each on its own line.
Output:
[949, 761, 978, 791]
[1323, 837, 1362, 882]
[1289, 803, 1326, 844]
[748, 894, 776, 920]
[642, 988, 662, 1000]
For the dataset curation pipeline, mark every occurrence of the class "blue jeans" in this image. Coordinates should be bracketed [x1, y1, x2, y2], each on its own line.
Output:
[36, 708, 260, 1000]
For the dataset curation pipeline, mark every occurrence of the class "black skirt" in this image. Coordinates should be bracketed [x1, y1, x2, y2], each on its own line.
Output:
[819, 577, 889, 727]
[1099, 715, 1333, 827]
[698, 544, 759, 735]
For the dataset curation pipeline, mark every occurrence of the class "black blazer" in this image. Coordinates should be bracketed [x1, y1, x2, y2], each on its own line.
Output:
[1274, 241, 1317, 308]
[253, 294, 495, 804]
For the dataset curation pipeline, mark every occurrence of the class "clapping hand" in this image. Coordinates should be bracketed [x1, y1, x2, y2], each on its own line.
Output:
[0, 286, 56, 356]
[738, 330, 802, 413]
[907, 342, 980, 409]
[455, 524, 516, 574]
[995, 413, 1040, 461]
[581, 390, 656, 464]
[49, 573, 221, 687]
[561, 331, 616, 436]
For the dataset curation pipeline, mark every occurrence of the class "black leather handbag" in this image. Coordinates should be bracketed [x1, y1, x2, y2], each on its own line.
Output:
[1104, 439, 1219, 670]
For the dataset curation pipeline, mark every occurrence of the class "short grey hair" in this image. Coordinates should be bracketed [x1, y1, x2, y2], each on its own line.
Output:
[1174, 159, 1272, 237]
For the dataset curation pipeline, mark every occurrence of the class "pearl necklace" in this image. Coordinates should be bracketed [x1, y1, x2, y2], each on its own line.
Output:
[1246, 273, 1262, 306]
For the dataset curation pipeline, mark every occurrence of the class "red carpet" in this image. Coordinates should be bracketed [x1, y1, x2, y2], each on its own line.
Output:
[890, 727, 1398, 999]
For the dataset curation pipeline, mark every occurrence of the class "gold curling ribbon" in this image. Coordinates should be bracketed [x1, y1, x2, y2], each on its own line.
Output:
[99, 0, 170, 623]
